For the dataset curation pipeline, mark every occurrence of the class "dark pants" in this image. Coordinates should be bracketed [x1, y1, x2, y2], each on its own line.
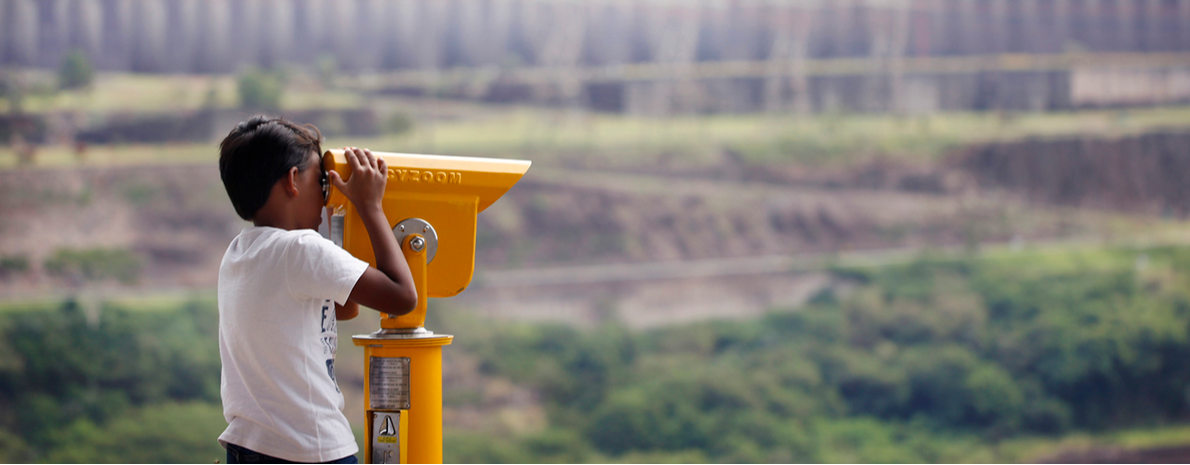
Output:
[225, 443, 358, 464]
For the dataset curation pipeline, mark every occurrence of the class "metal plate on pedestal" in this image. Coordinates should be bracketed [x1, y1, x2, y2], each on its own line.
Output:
[369, 357, 411, 410]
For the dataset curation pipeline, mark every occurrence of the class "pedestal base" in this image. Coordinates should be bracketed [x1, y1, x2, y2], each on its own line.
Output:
[354, 333, 453, 464]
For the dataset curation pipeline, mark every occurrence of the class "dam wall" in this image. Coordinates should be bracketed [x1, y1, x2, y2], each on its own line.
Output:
[4, 0, 1190, 113]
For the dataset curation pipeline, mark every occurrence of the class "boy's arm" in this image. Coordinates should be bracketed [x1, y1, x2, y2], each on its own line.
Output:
[328, 147, 418, 316]
[335, 301, 359, 320]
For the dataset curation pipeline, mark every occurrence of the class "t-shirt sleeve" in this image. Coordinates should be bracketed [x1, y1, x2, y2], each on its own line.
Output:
[284, 232, 370, 306]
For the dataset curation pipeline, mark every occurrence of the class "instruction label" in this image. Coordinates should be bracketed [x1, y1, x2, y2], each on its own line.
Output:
[369, 357, 411, 410]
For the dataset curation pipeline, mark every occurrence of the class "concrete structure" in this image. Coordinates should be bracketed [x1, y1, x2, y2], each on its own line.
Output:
[4, 0, 1190, 113]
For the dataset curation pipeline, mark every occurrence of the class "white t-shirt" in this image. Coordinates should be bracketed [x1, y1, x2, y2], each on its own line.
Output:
[217, 226, 369, 462]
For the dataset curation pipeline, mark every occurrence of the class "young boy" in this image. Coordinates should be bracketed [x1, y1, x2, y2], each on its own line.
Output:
[216, 116, 418, 463]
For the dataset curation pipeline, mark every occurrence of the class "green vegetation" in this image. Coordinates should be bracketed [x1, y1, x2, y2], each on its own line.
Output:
[237, 67, 285, 112]
[0, 296, 223, 462]
[0, 254, 29, 279]
[4, 246, 1190, 462]
[317, 54, 339, 89]
[432, 244, 1190, 463]
[0, 69, 25, 113]
[58, 50, 94, 91]
[0, 143, 216, 169]
[316, 104, 1190, 167]
[0, 72, 366, 115]
[4, 71, 1190, 170]
[43, 247, 141, 285]
[292, 104, 1190, 170]
[384, 112, 415, 136]
[41, 402, 226, 463]
[120, 182, 158, 206]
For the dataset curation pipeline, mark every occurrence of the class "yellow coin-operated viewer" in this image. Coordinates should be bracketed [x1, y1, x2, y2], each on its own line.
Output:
[322, 148, 530, 464]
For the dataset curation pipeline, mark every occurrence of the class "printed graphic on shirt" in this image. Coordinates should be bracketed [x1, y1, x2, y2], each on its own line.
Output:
[320, 299, 340, 393]
[320, 300, 337, 355]
[327, 359, 339, 393]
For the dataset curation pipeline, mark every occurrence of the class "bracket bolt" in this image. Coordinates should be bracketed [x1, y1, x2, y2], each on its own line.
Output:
[410, 236, 425, 252]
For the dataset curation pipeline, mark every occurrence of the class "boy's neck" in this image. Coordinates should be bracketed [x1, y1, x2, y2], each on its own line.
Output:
[252, 207, 300, 230]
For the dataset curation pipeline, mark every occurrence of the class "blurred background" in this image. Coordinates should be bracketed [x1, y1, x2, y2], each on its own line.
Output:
[5, 0, 1190, 462]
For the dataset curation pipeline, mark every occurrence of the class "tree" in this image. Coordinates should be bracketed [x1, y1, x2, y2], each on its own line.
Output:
[237, 68, 284, 112]
[0, 69, 24, 112]
[316, 54, 338, 89]
[59, 49, 94, 90]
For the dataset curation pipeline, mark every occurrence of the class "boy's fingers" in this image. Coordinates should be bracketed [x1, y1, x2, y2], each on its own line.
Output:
[345, 147, 362, 171]
[355, 148, 375, 172]
[369, 150, 384, 173]
[328, 170, 348, 189]
[362, 149, 377, 170]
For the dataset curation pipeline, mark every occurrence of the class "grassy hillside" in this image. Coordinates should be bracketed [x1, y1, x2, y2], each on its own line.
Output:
[432, 244, 1190, 463]
[5, 244, 1190, 462]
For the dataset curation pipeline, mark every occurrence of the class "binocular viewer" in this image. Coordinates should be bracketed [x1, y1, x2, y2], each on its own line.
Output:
[322, 149, 531, 333]
[325, 149, 530, 464]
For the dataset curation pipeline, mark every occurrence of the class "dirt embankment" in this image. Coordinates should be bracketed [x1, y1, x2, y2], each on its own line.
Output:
[0, 163, 996, 292]
[1, 130, 1185, 294]
[0, 164, 241, 293]
[472, 171, 1031, 270]
[953, 131, 1190, 217]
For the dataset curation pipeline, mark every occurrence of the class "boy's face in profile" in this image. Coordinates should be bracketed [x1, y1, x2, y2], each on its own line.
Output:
[295, 150, 328, 230]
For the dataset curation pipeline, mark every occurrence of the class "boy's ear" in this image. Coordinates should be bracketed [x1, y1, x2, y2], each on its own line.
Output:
[283, 166, 300, 198]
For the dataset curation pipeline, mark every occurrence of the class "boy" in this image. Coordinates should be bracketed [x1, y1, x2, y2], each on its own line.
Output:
[216, 116, 418, 463]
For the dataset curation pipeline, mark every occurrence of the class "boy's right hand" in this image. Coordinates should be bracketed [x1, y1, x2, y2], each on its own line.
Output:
[328, 147, 388, 212]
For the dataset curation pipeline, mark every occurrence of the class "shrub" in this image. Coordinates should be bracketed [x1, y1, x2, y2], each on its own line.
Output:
[237, 68, 284, 111]
[43, 248, 141, 284]
[41, 402, 226, 463]
[316, 54, 338, 89]
[0, 297, 222, 456]
[58, 49, 94, 90]
[0, 69, 22, 113]
[385, 113, 414, 135]
[0, 254, 29, 278]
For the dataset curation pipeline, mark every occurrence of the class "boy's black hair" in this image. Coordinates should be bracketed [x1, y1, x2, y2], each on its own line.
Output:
[219, 115, 323, 220]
